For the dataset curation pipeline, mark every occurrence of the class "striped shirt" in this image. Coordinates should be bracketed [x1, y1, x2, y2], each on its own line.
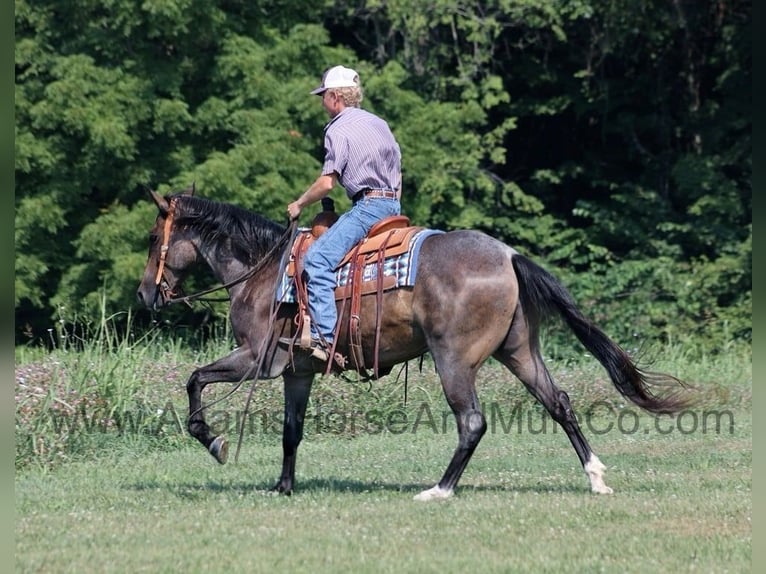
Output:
[321, 107, 402, 200]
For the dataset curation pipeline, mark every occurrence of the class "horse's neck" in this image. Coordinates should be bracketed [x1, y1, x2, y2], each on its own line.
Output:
[198, 238, 274, 294]
[198, 240, 251, 284]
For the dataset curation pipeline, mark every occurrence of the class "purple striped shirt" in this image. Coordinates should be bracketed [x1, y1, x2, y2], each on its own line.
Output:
[321, 107, 402, 199]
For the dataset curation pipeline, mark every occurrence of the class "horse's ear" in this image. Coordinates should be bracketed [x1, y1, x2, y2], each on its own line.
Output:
[148, 188, 170, 213]
[181, 182, 195, 197]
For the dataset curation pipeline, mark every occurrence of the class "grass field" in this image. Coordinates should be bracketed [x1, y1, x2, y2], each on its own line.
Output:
[15, 336, 752, 573]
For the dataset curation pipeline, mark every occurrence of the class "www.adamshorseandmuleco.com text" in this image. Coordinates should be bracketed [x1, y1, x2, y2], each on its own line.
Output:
[43, 400, 735, 438]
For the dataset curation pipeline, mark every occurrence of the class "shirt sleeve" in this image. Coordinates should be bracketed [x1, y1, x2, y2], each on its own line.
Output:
[321, 130, 347, 177]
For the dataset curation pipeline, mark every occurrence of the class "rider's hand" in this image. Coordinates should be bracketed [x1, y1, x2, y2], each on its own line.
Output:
[287, 201, 302, 221]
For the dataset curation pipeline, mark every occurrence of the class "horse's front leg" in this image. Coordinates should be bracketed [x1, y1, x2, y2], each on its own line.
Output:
[186, 346, 257, 464]
[272, 372, 314, 495]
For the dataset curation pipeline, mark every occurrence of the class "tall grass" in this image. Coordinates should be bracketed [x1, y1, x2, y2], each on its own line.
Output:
[15, 305, 206, 469]
[15, 304, 751, 472]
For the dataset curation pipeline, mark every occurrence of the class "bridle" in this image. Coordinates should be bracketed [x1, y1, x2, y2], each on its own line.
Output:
[153, 197, 183, 308]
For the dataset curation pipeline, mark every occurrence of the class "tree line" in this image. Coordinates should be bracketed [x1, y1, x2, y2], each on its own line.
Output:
[15, 0, 751, 355]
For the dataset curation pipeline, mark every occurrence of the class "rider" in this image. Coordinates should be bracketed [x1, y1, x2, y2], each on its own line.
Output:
[285, 65, 402, 362]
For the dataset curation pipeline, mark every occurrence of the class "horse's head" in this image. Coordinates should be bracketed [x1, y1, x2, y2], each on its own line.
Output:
[136, 185, 197, 310]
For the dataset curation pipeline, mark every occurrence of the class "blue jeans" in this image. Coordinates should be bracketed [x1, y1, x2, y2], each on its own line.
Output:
[303, 197, 400, 342]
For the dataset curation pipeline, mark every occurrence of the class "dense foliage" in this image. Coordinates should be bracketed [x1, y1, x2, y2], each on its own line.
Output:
[15, 0, 750, 355]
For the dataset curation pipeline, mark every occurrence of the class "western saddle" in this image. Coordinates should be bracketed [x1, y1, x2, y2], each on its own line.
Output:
[285, 210, 422, 378]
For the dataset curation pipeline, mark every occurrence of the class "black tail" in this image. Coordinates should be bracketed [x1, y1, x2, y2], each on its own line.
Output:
[511, 254, 692, 414]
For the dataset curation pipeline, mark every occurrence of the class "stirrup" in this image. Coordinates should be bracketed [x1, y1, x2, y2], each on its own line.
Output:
[310, 344, 329, 362]
[279, 336, 330, 361]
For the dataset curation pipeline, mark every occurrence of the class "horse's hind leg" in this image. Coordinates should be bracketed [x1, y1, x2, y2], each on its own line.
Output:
[185, 346, 257, 464]
[495, 317, 613, 494]
[414, 359, 487, 501]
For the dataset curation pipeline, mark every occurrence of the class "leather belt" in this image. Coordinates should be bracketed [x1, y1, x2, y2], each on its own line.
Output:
[351, 189, 398, 204]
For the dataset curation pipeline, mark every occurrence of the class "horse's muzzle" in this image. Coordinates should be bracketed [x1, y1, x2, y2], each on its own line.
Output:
[136, 283, 165, 311]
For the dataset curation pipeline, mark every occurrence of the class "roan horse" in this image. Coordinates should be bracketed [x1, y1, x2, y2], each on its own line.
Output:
[136, 187, 691, 500]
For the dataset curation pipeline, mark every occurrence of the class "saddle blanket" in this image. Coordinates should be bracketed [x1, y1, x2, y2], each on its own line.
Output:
[276, 228, 444, 303]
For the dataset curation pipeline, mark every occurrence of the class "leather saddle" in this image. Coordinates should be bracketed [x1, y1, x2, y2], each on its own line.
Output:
[286, 215, 419, 297]
[285, 213, 423, 378]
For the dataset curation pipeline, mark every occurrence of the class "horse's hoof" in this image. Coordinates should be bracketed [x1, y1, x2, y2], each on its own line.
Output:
[209, 436, 228, 465]
[591, 484, 614, 495]
[584, 454, 613, 494]
[413, 485, 453, 502]
[270, 481, 293, 496]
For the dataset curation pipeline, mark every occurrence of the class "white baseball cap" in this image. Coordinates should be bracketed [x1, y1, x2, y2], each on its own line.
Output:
[310, 65, 360, 95]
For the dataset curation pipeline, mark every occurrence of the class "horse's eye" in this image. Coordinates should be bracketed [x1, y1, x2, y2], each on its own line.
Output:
[149, 233, 158, 245]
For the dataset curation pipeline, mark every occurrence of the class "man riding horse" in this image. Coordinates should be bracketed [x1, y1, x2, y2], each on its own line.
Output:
[282, 65, 402, 362]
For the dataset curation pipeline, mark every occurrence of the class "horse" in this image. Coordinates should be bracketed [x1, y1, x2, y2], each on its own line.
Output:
[136, 187, 692, 500]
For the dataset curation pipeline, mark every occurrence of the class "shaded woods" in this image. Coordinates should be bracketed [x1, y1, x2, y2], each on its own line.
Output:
[15, 0, 750, 355]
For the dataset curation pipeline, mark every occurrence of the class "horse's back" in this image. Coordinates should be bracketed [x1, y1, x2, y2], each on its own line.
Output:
[415, 229, 517, 286]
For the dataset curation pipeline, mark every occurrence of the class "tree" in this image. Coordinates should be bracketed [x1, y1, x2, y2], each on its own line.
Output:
[15, 0, 750, 354]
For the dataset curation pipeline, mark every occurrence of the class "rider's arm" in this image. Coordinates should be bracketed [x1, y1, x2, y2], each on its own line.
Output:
[288, 173, 338, 220]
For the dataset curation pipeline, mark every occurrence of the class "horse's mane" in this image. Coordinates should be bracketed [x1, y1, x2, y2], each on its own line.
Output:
[171, 194, 287, 265]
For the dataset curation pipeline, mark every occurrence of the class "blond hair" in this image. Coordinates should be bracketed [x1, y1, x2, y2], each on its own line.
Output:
[329, 84, 364, 108]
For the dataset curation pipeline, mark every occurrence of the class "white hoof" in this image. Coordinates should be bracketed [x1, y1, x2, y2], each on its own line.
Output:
[584, 454, 614, 494]
[413, 485, 453, 502]
[591, 482, 614, 495]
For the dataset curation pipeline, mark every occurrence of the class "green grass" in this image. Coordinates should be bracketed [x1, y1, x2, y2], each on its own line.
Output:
[16, 411, 750, 573]
[15, 332, 751, 572]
